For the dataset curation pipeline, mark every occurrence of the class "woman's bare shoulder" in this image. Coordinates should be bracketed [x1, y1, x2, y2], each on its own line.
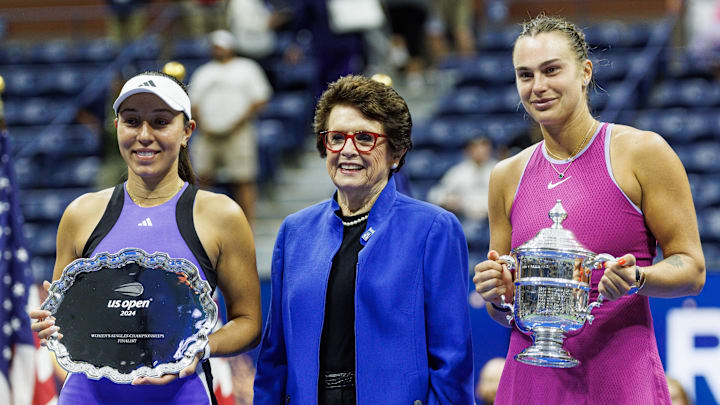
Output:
[63, 187, 116, 220]
[493, 142, 540, 182]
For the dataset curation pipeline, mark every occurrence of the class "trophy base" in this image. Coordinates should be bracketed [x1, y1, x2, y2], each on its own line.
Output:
[515, 327, 579, 368]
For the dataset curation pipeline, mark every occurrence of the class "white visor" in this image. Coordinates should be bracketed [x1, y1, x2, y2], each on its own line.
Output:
[113, 74, 192, 120]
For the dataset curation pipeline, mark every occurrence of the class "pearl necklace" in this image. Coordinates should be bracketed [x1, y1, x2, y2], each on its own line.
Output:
[342, 214, 369, 227]
[545, 121, 596, 179]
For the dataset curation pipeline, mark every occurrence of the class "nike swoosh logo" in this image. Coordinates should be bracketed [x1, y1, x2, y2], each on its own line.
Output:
[548, 176, 572, 189]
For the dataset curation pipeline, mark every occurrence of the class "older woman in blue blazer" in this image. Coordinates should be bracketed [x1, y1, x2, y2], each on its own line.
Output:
[254, 75, 474, 404]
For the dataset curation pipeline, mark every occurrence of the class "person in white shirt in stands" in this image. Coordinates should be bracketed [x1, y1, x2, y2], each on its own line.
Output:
[427, 135, 497, 220]
[189, 29, 272, 226]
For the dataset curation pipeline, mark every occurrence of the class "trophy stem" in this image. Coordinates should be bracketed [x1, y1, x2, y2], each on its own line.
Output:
[515, 326, 579, 368]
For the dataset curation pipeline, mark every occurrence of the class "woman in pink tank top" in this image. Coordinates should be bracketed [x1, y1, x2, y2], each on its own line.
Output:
[473, 15, 706, 405]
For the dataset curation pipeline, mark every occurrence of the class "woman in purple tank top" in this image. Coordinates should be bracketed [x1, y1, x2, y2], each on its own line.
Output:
[472, 15, 705, 405]
[29, 71, 262, 404]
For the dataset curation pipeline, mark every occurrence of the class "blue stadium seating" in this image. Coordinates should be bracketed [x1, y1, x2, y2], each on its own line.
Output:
[171, 37, 211, 60]
[10, 125, 101, 158]
[634, 109, 716, 145]
[675, 142, 720, 173]
[22, 223, 58, 257]
[585, 20, 654, 49]
[476, 26, 520, 52]
[3, 98, 69, 126]
[697, 208, 720, 241]
[19, 188, 93, 221]
[404, 149, 463, 181]
[28, 38, 78, 64]
[649, 79, 720, 108]
[0, 41, 26, 65]
[257, 119, 287, 183]
[258, 91, 314, 150]
[689, 174, 720, 209]
[78, 38, 120, 63]
[454, 52, 515, 86]
[1, 67, 40, 97]
[463, 218, 491, 250]
[272, 61, 317, 91]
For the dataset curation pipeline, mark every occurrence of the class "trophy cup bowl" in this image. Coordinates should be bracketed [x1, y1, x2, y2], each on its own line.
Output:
[498, 200, 613, 368]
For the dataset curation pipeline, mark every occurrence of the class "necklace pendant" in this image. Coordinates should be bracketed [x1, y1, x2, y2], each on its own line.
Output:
[558, 174, 564, 179]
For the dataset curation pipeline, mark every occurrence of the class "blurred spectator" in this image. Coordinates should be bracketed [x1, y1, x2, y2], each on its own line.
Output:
[382, 0, 430, 90]
[287, 0, 372, 95]
[227, 0, 276, 60]
[683, 0, 720, 74]
[106, 0, 148, 45]
[427, 136, 496, 220]
[177, 0, 227, 37]
[476, 357, 505, 405]
[666, 376, 692, 405]
[189, 30, 272, 225]
[427, 0, 477, 62]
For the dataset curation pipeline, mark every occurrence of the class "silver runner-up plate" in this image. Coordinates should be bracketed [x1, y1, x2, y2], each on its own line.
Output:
[40, 248, 218, 383]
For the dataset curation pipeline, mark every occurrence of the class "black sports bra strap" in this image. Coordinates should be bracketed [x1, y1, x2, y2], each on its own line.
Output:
[176, 184, 218, 292]
[82, 184, 125, 258]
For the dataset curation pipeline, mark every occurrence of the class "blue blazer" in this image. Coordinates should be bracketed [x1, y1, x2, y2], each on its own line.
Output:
[253, 177, 474, 404]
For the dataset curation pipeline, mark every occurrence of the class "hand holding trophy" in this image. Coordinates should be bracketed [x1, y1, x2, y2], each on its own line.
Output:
[482, 200, 641, 368]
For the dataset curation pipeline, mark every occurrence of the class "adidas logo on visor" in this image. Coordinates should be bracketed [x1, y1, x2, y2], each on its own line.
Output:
[138, 80, 156, 88]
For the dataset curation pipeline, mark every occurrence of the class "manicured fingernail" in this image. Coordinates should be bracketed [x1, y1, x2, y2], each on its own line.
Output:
[617, 258, 626, 266]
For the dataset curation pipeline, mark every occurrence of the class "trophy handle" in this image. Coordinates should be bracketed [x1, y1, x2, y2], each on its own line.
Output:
[584, 253, 615, 324]
[497, 255, 516, 324]
[498, 255, 516, 271]
[500, 294, 515, 325]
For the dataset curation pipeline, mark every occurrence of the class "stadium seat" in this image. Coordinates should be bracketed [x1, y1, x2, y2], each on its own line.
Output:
[592, 50, 632, 83]
[10, 125, 101, 158]
[463, 218, 491, 250]
[19, 188, 93, 221]
[455, 52, 515, 86]
[171, 37, 211, 60]
[634, 109, 714, 145]
[436, 87, 496, 115]
[675, 142, 720, 173]
[585, 21, 653, 49]
[131, 34, 162, 60]
[272, 61, 317, 92]
[688, 175, 720, 209]
[257, 119, 287, 183]
[420, 117, 487, 150]
[1, 67, 40, 97]
[78, 37, 120, 63]
[476, 26, 520, 52]
[650, 79, 720, 108]
[702, 242, 720, 270]
[22, 223, 58, 256]
[0, 40, 27, 65]
[404, 149, 462, 181]
[258, 91, 314, 150]
[697, 208, 720, 241]
[28, 38, 77, 64]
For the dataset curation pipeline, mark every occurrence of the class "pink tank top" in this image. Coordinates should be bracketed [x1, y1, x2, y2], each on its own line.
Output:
[496, 123, 670, 404]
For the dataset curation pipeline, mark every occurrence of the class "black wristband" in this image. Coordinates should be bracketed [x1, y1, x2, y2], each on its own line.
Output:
[491, 302, 511, 312]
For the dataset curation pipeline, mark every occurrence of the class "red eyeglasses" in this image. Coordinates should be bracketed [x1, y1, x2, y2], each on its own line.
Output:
[320, 131, 387, 153]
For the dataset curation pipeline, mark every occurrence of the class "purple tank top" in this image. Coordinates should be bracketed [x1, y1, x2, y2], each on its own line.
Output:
[497, 123, 671, 404]
[59, 182, 212, 405]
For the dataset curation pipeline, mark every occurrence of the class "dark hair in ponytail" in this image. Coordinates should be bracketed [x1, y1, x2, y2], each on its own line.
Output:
[136, 70, 196, 184]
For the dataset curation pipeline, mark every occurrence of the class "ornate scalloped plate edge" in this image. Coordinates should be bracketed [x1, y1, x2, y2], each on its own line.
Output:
[40, 248, 218, 384]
